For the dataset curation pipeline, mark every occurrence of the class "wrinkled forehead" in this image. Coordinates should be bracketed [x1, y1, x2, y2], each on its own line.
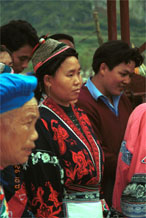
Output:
[1, 97, 39, 122]
[18, 97, 39, 117]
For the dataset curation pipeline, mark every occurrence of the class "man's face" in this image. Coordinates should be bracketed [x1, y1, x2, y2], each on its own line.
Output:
[12, 45, 33, 73]
[100, 61, 135, 97]
[0, 98, 39, 168]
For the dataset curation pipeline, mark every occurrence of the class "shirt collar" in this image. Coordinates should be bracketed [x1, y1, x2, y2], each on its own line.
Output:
[85, 77, 122, 116]
[85, 77, 103, 100]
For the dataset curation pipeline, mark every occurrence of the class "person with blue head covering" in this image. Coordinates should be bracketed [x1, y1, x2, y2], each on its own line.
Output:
[0, 73, 39, 218]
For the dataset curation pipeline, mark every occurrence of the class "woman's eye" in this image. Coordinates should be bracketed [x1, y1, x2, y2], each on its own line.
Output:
[67, 74, 73, 77]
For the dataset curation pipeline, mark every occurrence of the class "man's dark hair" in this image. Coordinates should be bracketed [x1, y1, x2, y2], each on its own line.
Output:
[48, 33, 75, 46]
[0, 20, 39, 52]
[92, 40, 144, 74]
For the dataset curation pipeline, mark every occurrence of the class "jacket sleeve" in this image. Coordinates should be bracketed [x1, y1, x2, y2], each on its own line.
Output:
[2, 165, 36, 218]
[23, 118, 64, 218]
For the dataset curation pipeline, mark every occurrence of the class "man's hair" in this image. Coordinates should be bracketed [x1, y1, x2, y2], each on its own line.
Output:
[0, 20, 39, 52]
[92, 40, 144, 74]
[48, 33, 75, 46]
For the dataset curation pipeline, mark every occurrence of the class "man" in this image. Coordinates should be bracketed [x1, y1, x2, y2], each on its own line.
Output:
[49, 33, 75, 48]
[76, 40, 143, 207]
[0, 20, 39, 73]
[0, 73, 39, 217]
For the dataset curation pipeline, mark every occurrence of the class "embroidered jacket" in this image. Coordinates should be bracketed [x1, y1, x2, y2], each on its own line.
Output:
[23, 97, 106, 218]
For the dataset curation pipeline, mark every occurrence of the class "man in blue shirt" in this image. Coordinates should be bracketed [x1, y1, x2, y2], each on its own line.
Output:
[77, 40, 143, 207]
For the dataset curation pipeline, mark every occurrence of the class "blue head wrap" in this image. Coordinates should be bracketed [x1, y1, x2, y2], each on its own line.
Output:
[0, 73, 37, 114]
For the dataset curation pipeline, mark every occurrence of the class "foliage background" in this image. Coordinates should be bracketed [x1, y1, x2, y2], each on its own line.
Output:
[1, 0, 145, 77]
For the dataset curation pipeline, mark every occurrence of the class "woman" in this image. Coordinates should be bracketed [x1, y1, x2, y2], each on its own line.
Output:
[113, 103, 146, 218]
[23, 37, 109, 218]
[0, 45, 14, 74]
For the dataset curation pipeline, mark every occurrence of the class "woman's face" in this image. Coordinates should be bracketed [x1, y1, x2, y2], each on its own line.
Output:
[0, 51, 13, 67]
[47, 56, 82, 106]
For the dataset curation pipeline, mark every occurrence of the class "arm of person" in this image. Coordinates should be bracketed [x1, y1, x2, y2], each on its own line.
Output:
[23, 118, 64, 218]
[120, 111, 146, 217]
[113, 110, 146, 216]
[2, 165, 36, 218]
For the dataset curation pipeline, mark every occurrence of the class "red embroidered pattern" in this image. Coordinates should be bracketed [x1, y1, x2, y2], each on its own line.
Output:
[31, 182, 62, 218]
[41, 118, 49, 131]
[31, 97, 105, 217]
[51, 120, 69, 155]
[43, 98, 102, 182]
[72, 150, 91, 179]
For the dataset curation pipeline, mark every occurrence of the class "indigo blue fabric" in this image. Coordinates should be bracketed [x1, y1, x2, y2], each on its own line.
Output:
[0, 73, 37, 114]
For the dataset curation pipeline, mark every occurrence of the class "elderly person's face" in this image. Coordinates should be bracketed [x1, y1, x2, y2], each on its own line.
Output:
[0, 97, 39, 168]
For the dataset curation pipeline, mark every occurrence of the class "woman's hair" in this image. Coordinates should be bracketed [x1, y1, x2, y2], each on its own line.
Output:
[35, 47, 78, 102]
[0, 45, 12, 57]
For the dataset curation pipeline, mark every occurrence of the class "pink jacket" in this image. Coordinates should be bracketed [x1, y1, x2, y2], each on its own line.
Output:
[112, 103, 146, 216]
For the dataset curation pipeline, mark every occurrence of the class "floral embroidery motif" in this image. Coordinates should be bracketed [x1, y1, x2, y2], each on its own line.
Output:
[121, 174, 146, 218]
[42, 153, 51, 163]
[80, 113, 91, 126]
[23, 152, 64, 184]
[31, 152, 58, 165]
[51, 120, 69, 155]
[72, 151, 94, 179]
[32, 184, 62, 218]
[46, 182, 61, 208]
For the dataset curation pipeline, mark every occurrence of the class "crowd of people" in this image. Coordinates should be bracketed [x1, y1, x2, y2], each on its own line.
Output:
[0, 19, 145, 218]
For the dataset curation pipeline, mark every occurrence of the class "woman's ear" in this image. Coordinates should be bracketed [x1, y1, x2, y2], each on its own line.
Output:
[43, 75, 52, 96]
[43, 74, 52, 87]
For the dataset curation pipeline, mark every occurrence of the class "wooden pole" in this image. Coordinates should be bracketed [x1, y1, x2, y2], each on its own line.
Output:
[107, 0, 117, 40]
[139, 42, 146, 53]
[93, 10, 104, 45]
[120, 0, 130, 45]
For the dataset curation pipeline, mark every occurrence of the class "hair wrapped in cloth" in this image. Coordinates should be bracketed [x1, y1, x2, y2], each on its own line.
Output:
[32, 37, 70, 73]
[0, 73, 37, 114]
